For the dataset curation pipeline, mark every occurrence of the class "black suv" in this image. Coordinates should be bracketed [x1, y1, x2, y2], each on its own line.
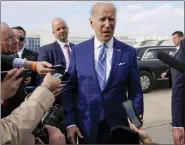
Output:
[136, 46, 176, 93]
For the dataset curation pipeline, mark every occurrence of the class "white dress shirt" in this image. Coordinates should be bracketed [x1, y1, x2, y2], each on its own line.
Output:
[94, 36, 113, 81]
[17, 47, 25, 58]
[56, 40, 71, 71]
[176, 45, 180, 50]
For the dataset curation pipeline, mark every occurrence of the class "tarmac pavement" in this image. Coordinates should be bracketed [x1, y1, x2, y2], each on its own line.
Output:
[143, 85, 174, 144]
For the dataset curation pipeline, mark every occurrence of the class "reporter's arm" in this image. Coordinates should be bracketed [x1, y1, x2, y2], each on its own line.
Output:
[1, 86, 55, 145]
[2, 54, 54, 75]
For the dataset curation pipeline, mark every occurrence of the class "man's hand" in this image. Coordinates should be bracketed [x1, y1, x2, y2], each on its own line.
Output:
[1, 68, 24, 101]
[67, 126, 83, 144]
[24, 76, 31, 85]
[172, 128, 184, 145]
[44, 125, 66, 145]
[36, 61, 56, 76]
[161, 72, 167, 78]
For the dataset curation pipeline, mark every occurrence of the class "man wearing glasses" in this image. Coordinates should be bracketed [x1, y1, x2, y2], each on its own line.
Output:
[12, 26, 38, 87]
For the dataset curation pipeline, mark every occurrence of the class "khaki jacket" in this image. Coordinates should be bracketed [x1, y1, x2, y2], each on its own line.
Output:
[1, 86, 55, 145]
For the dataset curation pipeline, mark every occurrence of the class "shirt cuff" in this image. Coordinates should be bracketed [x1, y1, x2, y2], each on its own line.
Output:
[67, 124, 76, 129]
[13, 58, 26, 68]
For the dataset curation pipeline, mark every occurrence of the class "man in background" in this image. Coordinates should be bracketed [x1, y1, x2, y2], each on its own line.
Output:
[171, 38, 185, 145]
[161, 31, 184, 88]
[12, 26, 38, 87]
[38, 18, 74, 72]
[38, 18, 75, 105]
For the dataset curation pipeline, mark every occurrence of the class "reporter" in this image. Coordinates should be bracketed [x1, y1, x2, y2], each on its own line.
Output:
[1, 73, 64, 145]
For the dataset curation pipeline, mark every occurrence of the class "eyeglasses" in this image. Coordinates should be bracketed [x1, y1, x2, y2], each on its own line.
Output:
[6, 35, 16, 41]
[15, 35, 25, 41]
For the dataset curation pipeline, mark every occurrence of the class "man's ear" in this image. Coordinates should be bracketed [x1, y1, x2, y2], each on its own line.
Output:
[89, 18, 94, 29]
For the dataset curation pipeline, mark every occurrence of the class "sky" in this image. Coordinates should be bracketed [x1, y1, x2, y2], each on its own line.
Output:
[1, 1, 184, 37]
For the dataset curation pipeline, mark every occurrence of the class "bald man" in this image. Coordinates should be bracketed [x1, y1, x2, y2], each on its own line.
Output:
[38, 18, 74, 72]
[37, 18, 75, 124]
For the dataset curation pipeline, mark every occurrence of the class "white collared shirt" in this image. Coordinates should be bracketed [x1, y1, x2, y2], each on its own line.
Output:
[56, 40, 71, 71]
[94, 37, 114, 81]
[17, 47, 25, 58]
[176, 45, 180, 50]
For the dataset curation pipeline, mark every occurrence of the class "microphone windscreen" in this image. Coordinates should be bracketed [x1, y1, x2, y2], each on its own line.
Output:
[108, 126, 140, 144]
[157, 52, 185, 72]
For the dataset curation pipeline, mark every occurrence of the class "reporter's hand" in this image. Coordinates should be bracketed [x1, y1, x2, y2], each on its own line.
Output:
[67, 126, 83, 144]
[36, 61, 56, 76]
[52, 85, 66, 97]
[1, 68, 24, 101]
[41, 73, 62, 93]
[24, 76, 31, 85]
[172, 128, 184, 145]
[44, 125, 66, 145]
[128, 118, 152, 144]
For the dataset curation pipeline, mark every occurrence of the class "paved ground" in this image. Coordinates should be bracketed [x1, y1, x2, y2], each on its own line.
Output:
[143, 82, 174, 144]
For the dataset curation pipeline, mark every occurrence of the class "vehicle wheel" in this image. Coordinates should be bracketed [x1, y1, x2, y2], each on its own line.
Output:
[140, 71, 154, 93]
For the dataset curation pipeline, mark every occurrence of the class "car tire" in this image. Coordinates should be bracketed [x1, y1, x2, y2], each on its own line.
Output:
[140, 71, 154, 93]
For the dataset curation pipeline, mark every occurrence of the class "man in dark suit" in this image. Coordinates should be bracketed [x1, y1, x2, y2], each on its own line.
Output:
[63, 2, 143, 144]
[171, 38, 185, 144]
[38, 18, 74, 107]
[12, 26, 38, 86]
[161, 31, 184, 88]
[38, 18, 74, 71]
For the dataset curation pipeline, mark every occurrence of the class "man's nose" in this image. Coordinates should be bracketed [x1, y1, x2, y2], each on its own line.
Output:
[104, 20, 111, 28]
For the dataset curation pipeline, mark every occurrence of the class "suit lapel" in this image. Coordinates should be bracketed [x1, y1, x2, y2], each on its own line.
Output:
[103, 38, 123, 91]
[22, 49, 28, 59]
[69, 43, 75, 50]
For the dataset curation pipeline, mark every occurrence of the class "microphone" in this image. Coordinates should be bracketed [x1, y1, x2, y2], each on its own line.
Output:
[107, 126, 140, 144]
[157, 52, 185, 73]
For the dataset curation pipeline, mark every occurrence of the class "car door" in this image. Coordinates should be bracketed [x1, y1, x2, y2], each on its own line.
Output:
[140, 48, 164, 79]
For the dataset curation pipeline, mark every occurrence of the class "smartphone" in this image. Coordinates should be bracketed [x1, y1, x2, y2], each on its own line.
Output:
[61, 72, 70, 81]
[122, 100, 142, 128]
[61, 80, 71, 84]
[1, 69, 31, 79]
[52, 72, 71, 84]
[52, 64, 66, 71]
[52, 73, 63, 80]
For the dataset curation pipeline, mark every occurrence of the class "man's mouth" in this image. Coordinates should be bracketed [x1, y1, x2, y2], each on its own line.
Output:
[102, 31, 111, 34]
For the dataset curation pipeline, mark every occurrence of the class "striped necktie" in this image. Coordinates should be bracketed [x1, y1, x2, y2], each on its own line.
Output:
[96, 43, 107, 90]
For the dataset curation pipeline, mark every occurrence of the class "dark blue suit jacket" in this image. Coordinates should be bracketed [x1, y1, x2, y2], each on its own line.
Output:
[171, 38, 185, 127]
[63, 37, 144, 143]
[38, 41, 75, 103]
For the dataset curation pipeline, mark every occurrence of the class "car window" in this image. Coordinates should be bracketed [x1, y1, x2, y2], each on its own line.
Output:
[142, 49, 158, 60]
